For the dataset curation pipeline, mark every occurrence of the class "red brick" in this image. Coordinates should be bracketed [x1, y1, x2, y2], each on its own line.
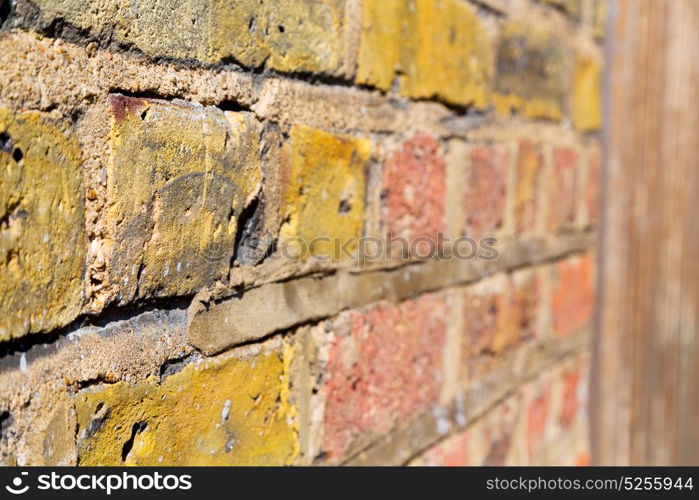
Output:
[586, 147, 601, 224]
[465, 144, 509, 239]
[549, 147, 579, 230]
[526, 383, 552, 461]
[382, 132, 446, 242]
[321, 293, 448, 460]
[463, 273, 539, 380]
[559, 364, 582, 430]
[418, 398, 517, 466]
[552, 256, 595, 336]
[421, 431, 471, 466]
[515, 140, 542, 234]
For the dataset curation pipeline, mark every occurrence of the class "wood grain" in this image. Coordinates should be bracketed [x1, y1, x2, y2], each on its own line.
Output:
[594, 0, 699, 465]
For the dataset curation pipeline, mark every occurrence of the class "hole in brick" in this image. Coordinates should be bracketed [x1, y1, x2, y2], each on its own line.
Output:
[85, 402, 110, 437]
[121, 421, 147, 462]
[140, 109, 148, 121]
[0, 132, 11, 153]
[277, 25, 285, 33]
[248, 17, 256, 32]
[338, 198, 352, 214]
[225, 436, 237, 452]
[12, 148, 23, 163]
[0, 0, 10, 26]
[0, 411, 11, 438]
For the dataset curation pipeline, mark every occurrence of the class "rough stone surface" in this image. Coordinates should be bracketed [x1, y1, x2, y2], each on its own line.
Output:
[0, 309, 190, 465]
[320, 294, 448, 461]
[382, 132, 446, 243]
[188, 232, 594, 355]
[355, 0, 405, 90]
[0, 0, 601, 467]
[210, 0, 346, 73]
[0, 108, 85, 340]
[494, 23, 571, 119]
[356, 0, 490, 107]
[14, 0, 346, 74]
[280, 125, 370, 261]
[465, 144, 509, 240]
[76, 340, 297, 465]
[106, 95, 262, 302]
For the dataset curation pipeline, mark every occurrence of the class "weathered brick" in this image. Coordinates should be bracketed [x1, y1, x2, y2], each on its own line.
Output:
[75, 343, 297, 465]
[106, 95, 262, 302]
[402, 0, 490, 107]
[549, 147, 579, 231]
[551, 255, 595, 336]
[572, 54, 603, 131]
[280, 125, 369, 261]
[382, 132, 446, 243]
[356, 0, 490, 107]
[559, 363, 582, 430]
[494, 23, 571, 119]
[525, 381, 552, 461]
[321, 294, 448, 461]
[415, 398, 518, 466]
[0, 109, 84, 341]
[586, 146, 601, 224]
[355, 0, 406, 90]
[521, 358, 590, 464]
[592, 0, 608, 39]
[463, 271, 540, 380]
[211, 0, 346, 73]
[542, 0, 583, 20]
[515, 141, 542, 234]
[465, 144, 509, 240]
[17, 0, 346, 74]
[26, 397, 77, 466]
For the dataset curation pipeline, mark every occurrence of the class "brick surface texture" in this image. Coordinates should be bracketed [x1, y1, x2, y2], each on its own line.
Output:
[0, 0, 603, 465]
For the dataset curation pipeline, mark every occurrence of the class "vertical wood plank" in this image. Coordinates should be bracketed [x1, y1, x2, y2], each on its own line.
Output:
[594, 0, 699, 465]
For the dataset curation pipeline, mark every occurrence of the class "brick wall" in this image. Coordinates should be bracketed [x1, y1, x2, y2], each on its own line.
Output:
[0, 0, 603, 465]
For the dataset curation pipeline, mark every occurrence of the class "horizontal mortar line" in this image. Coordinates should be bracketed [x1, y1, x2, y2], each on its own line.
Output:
[344, 328, 591, 466]
[0, 297, 191, 370]
[0, 230, 594, 373]
[0, 31, 598, 138]
[188, 230, 596, 356]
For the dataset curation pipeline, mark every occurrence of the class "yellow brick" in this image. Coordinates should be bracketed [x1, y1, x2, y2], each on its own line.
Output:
[211, 0, 346, 73]
[280, 125, 369, 261]
[593, 0, 608, 39]
[0, 109, 84, 341]
[356, 0, 407, 90]
[107, 96, 261, 302]
[76, 346, 298, 465]
[25, 0, 210, 60]
[494, 23, 571, 120]
[402, 0, 491, 107]
[23, 0, 346, 74]
[572, 55, 603, 131]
